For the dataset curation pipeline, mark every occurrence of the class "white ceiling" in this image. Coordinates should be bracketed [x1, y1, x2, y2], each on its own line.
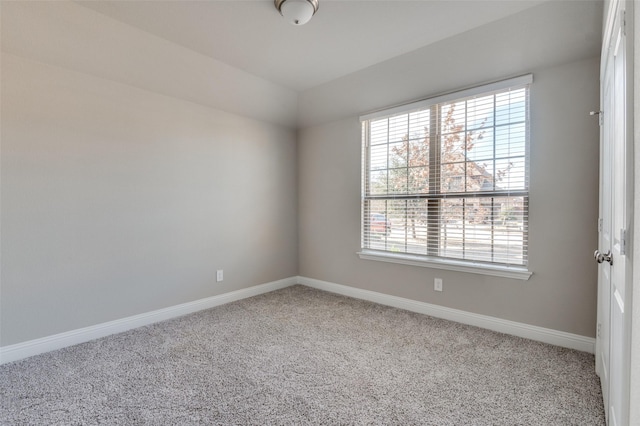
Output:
[78, 0, 548, 92]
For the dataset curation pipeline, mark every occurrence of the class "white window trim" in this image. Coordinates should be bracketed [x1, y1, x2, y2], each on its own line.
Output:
[360, 74, 533, 121]
[357, 249, 532, 280]
[360, 74, 534, 278]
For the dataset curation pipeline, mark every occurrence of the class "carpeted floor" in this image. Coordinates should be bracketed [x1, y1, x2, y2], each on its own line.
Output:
[0, 285, 604, 425]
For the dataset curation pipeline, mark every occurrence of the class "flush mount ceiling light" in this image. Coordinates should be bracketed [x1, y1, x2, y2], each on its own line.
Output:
[274, 0, 319, 26]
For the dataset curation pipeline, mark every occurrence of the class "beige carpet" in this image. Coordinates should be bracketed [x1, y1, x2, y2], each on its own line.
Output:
[0, 285, 604, 425]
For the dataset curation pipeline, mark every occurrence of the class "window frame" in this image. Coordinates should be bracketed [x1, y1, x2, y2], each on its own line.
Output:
[358, 75, 533, 280]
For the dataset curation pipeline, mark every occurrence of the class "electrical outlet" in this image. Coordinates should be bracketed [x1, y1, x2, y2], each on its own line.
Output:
[216, 269, 224, 282]
[434, 278, 443, 292]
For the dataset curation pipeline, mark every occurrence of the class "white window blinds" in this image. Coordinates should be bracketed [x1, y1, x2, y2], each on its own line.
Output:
[361, 75, 531, 267]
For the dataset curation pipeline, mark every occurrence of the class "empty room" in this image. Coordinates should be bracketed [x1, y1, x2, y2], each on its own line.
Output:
[1, 0, 638, 424]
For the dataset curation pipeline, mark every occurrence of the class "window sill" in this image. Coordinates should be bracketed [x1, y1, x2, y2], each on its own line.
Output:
[357, 250, 532, 280]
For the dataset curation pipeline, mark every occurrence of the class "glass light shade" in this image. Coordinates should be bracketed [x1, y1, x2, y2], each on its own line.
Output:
[280, 0, 315, 25]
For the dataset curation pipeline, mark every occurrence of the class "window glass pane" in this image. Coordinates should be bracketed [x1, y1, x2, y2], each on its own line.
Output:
[464, 197, 496, 262]
[441, 101, 466, 135]
[365, 199, 390, 251]
[496, 89, 526, 126]
[441, 162, 465, 193]
[405, 199, 429, 255]
[408, 110, 430, 141]
[466, 161, 494, 192]
[441, 130, 466, 166]
[407, 139, 429, 167]
[369, 170, 388, 195]
[388, 115, 408, 142]
[466, 127, 494, 160]
[495, 157, 526, 190]
[382, 199, 429, 255]
[440, 199, 465, 259]
[467, 95, 494, 130]
[370, 119, 389, 145]
[493, 196, 527, 264]
[408, 166, 429, 193]
[495, 123, 526, 158]
[370, 143, 388, 171]
[388, 168, 408, 194]
[388, 142, 408, 168]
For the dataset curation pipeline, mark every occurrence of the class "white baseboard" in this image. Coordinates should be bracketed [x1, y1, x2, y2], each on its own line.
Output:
[297, 276, 596, 354]
[0, 277, 297, 365]
[0, 275, 595, 365]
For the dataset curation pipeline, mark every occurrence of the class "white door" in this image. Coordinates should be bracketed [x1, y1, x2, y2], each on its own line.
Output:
[595, 46, 612, 419]
[596, 2, 630, 425]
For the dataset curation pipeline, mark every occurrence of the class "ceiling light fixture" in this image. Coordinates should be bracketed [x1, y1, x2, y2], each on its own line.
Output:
[274, 0, 319, 26]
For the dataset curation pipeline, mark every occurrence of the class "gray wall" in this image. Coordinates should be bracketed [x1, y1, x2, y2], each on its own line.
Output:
[0, 53, 298, 346]
[298, 3, 602, 337]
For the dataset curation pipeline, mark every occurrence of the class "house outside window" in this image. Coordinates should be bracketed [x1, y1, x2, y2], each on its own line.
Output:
[359, 75, 532, 279]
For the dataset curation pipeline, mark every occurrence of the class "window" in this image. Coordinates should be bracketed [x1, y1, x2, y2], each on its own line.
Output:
[359, 75, 532, 279]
